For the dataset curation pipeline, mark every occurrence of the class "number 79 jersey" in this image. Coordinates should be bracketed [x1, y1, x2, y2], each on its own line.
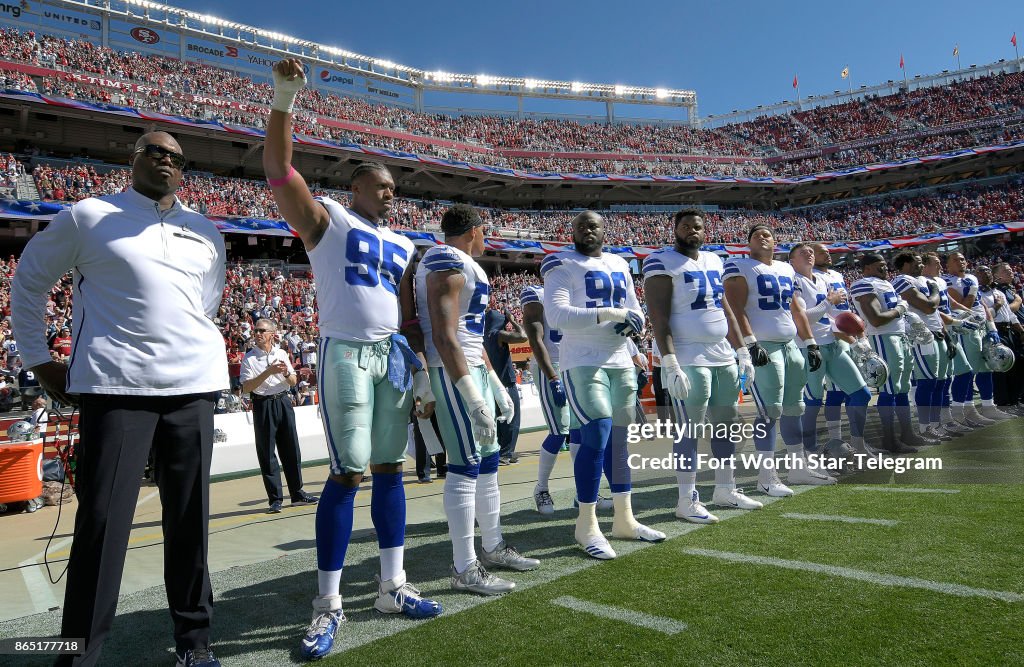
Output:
[415, 244, 490, 368]
[642, 248, 733, 366]
[307, 197, 415, 342]
[722, 257, 797, 342]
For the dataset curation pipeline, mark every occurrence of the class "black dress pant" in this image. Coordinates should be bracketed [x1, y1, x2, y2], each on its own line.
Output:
[252, 392, 304, 504]
[497, 383, 522, 458]
[412, 412, 446, 479]
[995, 324, 1024, 406]
[57, 393, 217, 667]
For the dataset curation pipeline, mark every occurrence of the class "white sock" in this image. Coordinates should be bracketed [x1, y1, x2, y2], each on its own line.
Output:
[317, 569, 342, 598]
[851, 435, 865, 451]
[714, 463, 736, 489]
[918, 422, 930, 433]
[379, 546, 403, 583]
[827, 420, 842, 440]
[569, 441, 581, 462]
[444, 472, 477, 574]
[536, 446, 559, 491]
[982, 399, 995, 407]
[611, 491, 640, 536]
[785, 444, 803, 471]
[676, 470, 697, 504]
[575, 500, 600, 543]
[475, 471, 503, 552]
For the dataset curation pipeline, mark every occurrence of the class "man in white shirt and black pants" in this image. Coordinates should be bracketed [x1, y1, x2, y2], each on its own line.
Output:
[240, 318, 317, 513]
[11, 132, 227, 667]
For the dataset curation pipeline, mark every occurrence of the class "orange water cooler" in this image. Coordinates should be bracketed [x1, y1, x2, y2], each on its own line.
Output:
[0, 439, 44, 504]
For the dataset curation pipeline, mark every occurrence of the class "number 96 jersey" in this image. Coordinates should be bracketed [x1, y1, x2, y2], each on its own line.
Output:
[723, 257, 798, 343]
[416, 244, 490, 368]
[642, 248, 733, 366]
[309, 197, 415, 342]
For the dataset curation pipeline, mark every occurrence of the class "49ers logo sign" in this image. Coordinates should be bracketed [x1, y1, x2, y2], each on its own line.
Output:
[130, 26, 160, 44]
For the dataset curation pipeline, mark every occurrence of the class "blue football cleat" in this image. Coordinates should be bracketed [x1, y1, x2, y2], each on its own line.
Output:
[301, 596, 345, 661]
[175, 648, 220, 667]
[373, 573, 443, 619]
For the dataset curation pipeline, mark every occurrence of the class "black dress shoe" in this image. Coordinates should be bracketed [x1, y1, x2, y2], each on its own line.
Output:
[267, 501, 283, 514]
[291, 491, 318, 505]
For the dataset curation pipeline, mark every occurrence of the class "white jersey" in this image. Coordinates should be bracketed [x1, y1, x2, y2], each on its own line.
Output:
[642, 248, 733, 366]
[793, 271, 835, 346]
[416, 244, 489, 368]
[892, 274, 942, 332]
[980, 287, 1013, 324]
[541, 250, 642, 372]
[519, 284, 561, 366]
[851, 276, 905, 336]
[932, 275, 953, 317]
[308, 197, 415, 342]
[814, 267, 850, 312]
[722, 257, 797, 342]
[946, 273, 986, 317]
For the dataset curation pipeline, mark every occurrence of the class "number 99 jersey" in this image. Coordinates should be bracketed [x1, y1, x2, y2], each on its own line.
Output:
[520, 285, 561, 365]
[308, 197, 415, 342]
[850, 275, 904, 336]
[642, 248, 733, 366]
[722, 257, 798, 343]
[415, 244, 490, 368]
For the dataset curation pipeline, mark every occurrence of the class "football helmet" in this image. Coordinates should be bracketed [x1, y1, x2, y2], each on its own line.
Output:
[856, 354, 889, 390]
[6, 419, 35, 442]
[903, 312, 934, 346]
[983, 341, 1015, 373]
[213, 428, 228, 443]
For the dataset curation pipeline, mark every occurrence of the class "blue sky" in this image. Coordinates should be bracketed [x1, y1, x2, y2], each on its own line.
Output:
[167, 0, 1022, 119]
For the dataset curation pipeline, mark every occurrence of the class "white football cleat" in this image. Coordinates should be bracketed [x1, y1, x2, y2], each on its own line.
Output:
[675, 489, 719, 524]
[534, 488, 555, 516]
[758, 467, 794, 497]
[577, 532, 616, 560]
[788, 467, 837, 486]
[979, 405, 1014, 421]
[611, 522, 667, 542]
[711, 486, 764, 510]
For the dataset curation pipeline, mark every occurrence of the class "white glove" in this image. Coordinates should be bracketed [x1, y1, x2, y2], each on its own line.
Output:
[413, 369, 435, 407]
[596, 308, 631, 324]
[735, 346, 755, 381]
[456, 375, 496, 444]
[272, 66, 306, 113]
[488, 369, 515, 423]
[660, 354, 690, 401]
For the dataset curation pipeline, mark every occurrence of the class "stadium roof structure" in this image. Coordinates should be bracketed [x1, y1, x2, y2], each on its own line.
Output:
[16, 0, 698, 123]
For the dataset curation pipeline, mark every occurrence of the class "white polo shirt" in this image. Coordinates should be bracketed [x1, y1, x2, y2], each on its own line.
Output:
[239, 346, 294, 397]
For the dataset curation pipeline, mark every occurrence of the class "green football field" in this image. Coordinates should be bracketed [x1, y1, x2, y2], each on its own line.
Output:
[326, 422, 1024, 667]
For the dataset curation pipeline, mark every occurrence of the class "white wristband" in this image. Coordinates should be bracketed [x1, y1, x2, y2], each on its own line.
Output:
[986, 320, 997, 333]
[742, 335, 757, 346]
[455, 374, 484, 408]
[487, 369, 505, 396]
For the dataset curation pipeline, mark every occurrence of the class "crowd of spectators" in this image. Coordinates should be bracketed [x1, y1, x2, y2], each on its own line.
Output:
[3, 28, 1024, 178]
[0, 152, 24, 192]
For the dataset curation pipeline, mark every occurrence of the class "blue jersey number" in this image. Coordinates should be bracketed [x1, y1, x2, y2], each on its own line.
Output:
[685, 270, 723, 310]
[344, 228, 408, 295]
[830, 281, 850, 311]
[813, 293, 829, 325]
[882, 291, 899, 310]
[756, 274, 794, 311]
[465, 282, 489, 335]
[549, 328, 563, 344]
[584, 271, 628, 308]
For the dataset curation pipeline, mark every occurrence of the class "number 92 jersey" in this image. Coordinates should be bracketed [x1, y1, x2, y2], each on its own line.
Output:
[642, 248, 733, 366]
[415, 244, 490, 368]
[520, 285, 561, 366]
[308, 197, 415, 342]
[722, 257, 797, 343]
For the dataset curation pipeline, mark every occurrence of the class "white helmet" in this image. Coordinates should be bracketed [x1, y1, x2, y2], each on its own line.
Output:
[225, 394, 242, 413]
[903, 313, 935, 346]
[849, 337, 873, 361]
[6, 419, 35, 442]
[983, 342, 1015, 373]
[213, 428, 228, 443]
[857, 354, 889, 390]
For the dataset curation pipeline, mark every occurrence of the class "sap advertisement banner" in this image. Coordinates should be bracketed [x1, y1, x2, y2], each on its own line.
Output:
[109, 18, 179, 57]
[316, 68, 415, 105]
[0, 1, 101, 38]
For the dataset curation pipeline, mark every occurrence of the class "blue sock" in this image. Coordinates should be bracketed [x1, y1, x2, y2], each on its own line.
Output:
[316, 478, 358, 571]
[941, 377, 953, 408]
[931, 380, 947, 423]
[846, 388, 871, 438]
[604, 426, 631, 493]
[801, 398, 822, 451]
[673, 434, 698, 473]
[915, 379, 936, 425]
[894, 393, 912, 433]
[877, 391, 896, 428]
[370, 472, 404, 550]
[754, 417, 777, 452]
[824, 390, 846, 424]
[779, 415, 803, 447]
[710, 437, 734, 460]
[976, 371, 994, 401]
[541, 433, 565, 455]
[575, 418, 610, 503]
[952, 373, 973, 403]
[569, 428, 581, 446]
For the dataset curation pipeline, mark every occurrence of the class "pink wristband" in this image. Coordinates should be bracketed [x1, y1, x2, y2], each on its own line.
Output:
[267, 165, 296, 187]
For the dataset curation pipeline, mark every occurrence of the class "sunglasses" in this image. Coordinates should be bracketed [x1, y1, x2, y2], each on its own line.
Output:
[255, 328, 275, 334]
[134, 144, 186, 170]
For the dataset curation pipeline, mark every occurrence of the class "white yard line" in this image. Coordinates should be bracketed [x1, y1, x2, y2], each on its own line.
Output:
[550, 595, 687, 634]
[849, 487, 960, 494]
[781, 513, 898, 526]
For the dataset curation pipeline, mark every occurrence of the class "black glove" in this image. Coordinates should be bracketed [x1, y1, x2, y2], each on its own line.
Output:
[748, 342, 770, 367]
[636, 369, 650, 390]
[946, 336, 958, 360]
[806, 344, 822, 372]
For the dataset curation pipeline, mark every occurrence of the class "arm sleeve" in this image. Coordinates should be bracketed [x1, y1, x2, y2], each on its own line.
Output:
[543, 265, 598, 330]
[11, 210, 80, 369]
[802, 296, 831, 321]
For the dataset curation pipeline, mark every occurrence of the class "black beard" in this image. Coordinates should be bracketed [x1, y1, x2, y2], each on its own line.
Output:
[575, 238, 602, 254]
[675, 235, 701, 253]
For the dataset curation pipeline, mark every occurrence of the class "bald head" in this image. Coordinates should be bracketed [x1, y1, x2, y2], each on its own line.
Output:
[131, 131, 185, 203]
[135, 131, 180, 153]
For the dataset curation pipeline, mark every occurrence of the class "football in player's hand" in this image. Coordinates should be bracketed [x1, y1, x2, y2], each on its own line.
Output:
[835, 311, 865, 335]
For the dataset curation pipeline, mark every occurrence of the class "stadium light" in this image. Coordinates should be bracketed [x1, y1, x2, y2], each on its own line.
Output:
[570, 81, 582, 92]
[374, 59, 397, 70]
[614, 85, 626, 96]
[476, 74, 495, 86]
[655, 88, 669, 99]
[524, 78, 538, 90]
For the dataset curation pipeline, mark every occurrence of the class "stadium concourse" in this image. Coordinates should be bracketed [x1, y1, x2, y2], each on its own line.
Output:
[2, 5, 1024, 665]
